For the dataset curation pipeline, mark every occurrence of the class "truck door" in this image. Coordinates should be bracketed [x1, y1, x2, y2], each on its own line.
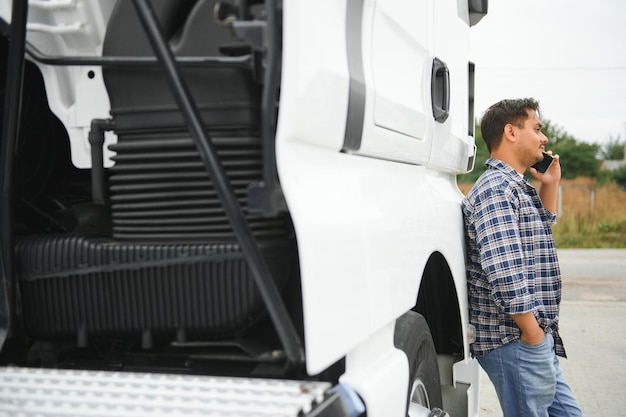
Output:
[346, 0, 434, 166]
[347, 0, 475, 175]
[429, 0, 475, 174]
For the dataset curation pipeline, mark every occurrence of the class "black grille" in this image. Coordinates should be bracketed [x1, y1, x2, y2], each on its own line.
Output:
[16, 235, 294, 343]
[108, 131, 289, 241]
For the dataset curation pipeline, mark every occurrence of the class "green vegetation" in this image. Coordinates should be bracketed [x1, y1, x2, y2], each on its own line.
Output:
[545, 121, 601, 179]
[608, 164, 626, 190]
[599, 134, 625, 160]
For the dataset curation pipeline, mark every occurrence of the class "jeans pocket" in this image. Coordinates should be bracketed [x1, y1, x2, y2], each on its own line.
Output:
[518, 333, 549, 350]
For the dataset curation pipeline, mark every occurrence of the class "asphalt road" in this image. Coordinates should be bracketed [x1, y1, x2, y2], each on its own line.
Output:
[478, 249, 626, 417]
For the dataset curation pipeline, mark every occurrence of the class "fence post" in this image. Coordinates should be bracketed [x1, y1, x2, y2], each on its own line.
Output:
[590, 187, 595, 214]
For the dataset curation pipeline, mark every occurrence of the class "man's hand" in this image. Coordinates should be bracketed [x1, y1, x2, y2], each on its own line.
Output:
[530, 151, 561, 185]
[531, 151, 561, 213]
[511, 312, 545, 345]
[520, 325, 546, 345]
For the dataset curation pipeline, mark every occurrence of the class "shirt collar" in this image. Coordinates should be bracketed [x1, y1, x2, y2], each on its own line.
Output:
[485, 158, 530, 186]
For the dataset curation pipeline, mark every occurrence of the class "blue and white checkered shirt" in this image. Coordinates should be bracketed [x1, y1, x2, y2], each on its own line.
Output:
[462, 159, 565, 358]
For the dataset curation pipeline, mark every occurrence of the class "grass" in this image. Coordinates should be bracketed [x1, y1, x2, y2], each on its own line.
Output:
[552, 178, 626, 247]
[458, 178, 626, 248]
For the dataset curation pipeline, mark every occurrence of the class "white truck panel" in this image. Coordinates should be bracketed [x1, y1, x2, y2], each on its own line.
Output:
[340, 323, 408, 417]
[371, 0, 431, 141]
[276, 139, 469, 374]
[272, 1, 350, 153]
[278, 0, 473, 375]
[356, 0, 435, 166]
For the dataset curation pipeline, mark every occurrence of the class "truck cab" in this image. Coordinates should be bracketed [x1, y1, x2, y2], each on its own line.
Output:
[0, 1, 487, 415]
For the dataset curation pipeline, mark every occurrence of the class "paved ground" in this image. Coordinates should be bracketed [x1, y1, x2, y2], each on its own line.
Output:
[478, 249, 626, 417]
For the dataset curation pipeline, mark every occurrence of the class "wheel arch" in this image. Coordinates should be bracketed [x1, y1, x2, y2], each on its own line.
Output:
[414, 251, 464, 356]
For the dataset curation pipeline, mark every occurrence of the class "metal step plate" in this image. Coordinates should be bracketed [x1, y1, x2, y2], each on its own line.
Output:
[0, 367, 333, 417]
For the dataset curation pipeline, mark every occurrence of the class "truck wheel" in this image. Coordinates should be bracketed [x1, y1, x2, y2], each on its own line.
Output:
[394, 311, 443, 415]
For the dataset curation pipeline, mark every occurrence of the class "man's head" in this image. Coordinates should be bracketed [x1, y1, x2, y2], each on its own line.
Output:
[480, 98, 549, 173]
[480, 98, 541, 152]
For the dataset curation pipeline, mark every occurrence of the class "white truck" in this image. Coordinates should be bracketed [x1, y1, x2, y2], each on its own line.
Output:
[0, 0, 488, 416]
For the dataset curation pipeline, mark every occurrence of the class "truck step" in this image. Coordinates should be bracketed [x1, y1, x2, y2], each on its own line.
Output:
[0, 367, 334, 417]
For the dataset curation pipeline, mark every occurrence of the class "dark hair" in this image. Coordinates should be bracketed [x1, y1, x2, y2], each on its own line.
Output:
[480, 98, 541, 152]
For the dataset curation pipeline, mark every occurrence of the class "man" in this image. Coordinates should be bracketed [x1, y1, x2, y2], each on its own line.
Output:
[462, 98, 582, 417]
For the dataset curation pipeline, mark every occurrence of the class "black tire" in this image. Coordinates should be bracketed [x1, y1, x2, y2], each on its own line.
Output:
[394, 311, 443, 413]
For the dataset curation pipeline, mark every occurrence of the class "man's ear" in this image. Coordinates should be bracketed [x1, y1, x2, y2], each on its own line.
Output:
[503, 123, 517, 143]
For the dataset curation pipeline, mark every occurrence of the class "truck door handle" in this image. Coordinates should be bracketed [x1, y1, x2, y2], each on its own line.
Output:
[431, 57, 450, 123]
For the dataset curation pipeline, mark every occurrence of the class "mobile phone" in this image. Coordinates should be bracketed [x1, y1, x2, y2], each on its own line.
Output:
[531, 152, 554, 173]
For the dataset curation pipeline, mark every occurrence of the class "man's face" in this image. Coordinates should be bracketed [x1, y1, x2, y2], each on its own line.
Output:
[517, 109, 548, 166]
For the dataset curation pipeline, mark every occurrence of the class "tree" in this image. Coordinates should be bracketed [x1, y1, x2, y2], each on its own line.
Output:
[609, 164, 626, 189]
[599, 135, 625, 160]
[544, 120, 601, 179]
[549, 136, 601, 178]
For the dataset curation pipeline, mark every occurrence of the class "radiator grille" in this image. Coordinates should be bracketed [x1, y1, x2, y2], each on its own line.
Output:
[108, 131, 289, 241]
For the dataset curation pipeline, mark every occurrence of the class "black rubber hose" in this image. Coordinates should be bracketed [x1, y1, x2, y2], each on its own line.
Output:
[0, 0, 29, 341]
[88, 119, 114, 206]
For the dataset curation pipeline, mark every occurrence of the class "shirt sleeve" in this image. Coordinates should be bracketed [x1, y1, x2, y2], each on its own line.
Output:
[539, 207, 557, 227]
[472, 187, 536, 315]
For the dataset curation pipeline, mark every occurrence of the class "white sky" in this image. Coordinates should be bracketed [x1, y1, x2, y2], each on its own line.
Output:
[469, 0, 626, 145]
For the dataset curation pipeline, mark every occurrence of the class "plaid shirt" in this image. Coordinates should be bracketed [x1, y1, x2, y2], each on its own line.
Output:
[462, 159, 566, 358]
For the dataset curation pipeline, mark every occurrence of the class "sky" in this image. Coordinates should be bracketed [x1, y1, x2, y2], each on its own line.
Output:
[469, 0, 626, 145]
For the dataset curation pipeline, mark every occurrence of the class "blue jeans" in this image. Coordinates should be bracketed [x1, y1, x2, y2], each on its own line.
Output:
[477, 334, 582, 417]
